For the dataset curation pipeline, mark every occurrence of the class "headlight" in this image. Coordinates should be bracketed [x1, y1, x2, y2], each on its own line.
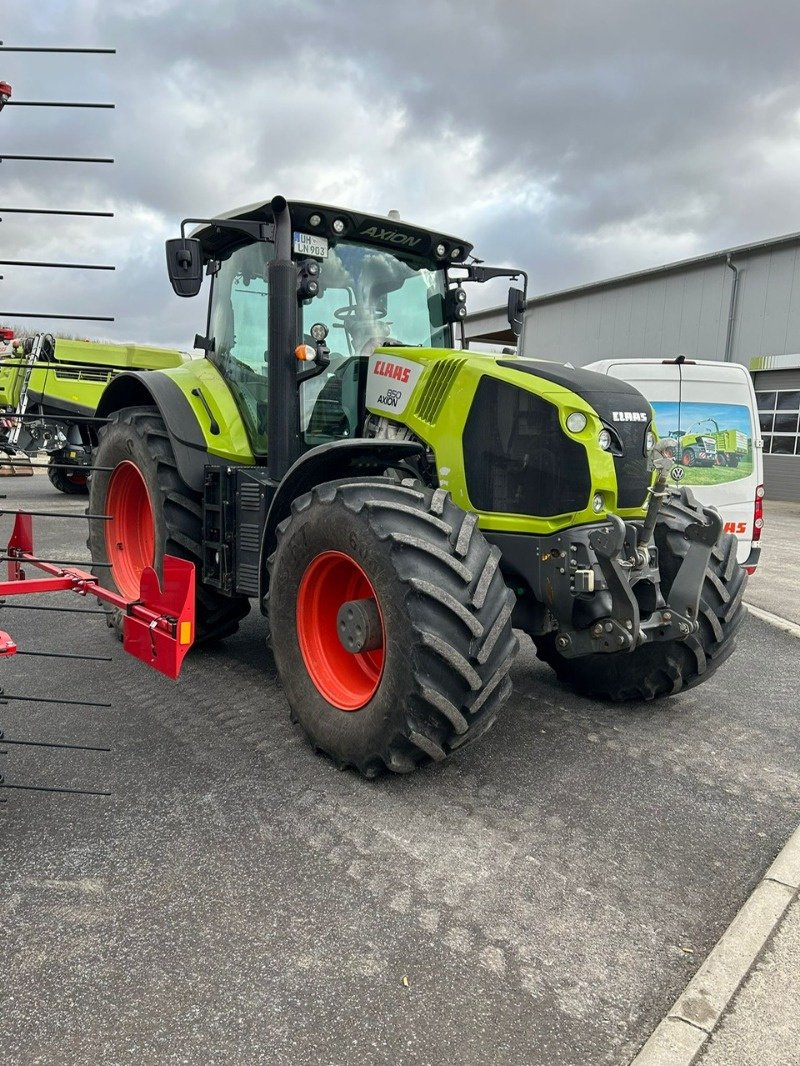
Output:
[332, 218, 346, 234]
[592, 493, 605, 513]
[566, 411, 587, 433]
[598, 428, 612, 450]
[646, 429, 657, 452]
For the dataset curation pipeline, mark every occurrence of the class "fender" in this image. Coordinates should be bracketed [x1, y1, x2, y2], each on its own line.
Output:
[257, 437, 426, 607]
[96, 371, 208, 492]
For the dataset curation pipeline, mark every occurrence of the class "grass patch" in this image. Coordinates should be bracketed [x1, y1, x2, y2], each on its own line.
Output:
[673, 459, 754, 486]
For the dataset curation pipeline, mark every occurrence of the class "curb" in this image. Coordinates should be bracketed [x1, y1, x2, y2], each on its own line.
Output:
[630, 824, 800, 1065]
[744, 601, 800, 640]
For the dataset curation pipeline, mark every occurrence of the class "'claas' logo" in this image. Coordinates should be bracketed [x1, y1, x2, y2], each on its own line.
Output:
[373, 359, 411, 384]
[724, 521, 747, 534]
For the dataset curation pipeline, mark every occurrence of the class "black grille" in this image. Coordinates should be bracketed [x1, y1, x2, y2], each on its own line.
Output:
[497, 361, 652, 511]
[607, 421, 650, 508]
[463, 377, 591, 517]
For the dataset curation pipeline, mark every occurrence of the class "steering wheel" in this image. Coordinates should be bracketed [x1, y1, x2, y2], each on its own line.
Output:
[333, 305, 388, 323]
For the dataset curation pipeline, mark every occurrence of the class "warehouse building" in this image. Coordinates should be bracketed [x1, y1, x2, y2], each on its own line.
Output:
[466, 232, 800, 501]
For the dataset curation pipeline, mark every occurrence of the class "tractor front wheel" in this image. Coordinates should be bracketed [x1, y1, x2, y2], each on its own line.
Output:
[267, 479, 518, 777]
[88, 406, 250, 642]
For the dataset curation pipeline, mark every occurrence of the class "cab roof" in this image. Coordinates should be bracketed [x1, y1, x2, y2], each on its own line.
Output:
[191, 197, 473, 265]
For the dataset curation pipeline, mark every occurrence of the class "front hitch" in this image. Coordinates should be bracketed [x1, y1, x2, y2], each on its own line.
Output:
[553, 451, 722, 658]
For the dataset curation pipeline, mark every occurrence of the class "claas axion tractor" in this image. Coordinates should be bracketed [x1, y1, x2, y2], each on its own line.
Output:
[85, 196, 745, 777]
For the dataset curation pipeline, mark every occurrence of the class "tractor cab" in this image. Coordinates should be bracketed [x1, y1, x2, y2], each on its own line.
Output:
[166, 196, 527, 476]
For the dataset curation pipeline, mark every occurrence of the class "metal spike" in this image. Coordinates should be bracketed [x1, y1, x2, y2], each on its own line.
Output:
[0, 510, 111, 521]
[0, 556, 112, 567]
[0, 783, 111, 797]
[0, 207, 115, 217]
[0, 47, 117, 54]
[0, 462, 115, 472]
[16, 650, 113, 662]
[0, 737, 111, 753]
[0, 601, 106, 615]
[0, 412, 110, 423]
[0, 691, 112, 708]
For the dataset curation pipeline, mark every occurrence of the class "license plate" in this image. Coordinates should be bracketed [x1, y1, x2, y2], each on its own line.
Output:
[293, 231, 328, 259]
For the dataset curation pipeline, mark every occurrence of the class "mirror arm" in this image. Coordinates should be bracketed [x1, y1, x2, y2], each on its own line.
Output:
[452, 265, 527, 286]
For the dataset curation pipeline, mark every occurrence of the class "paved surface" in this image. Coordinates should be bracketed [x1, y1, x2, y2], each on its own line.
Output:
[2, 476, 800, 1065]
[698, 897, 800, 1065]
[745, 500, 800, 625]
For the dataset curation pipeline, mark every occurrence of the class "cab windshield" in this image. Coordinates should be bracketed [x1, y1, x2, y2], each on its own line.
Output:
[300, 241, 448, 445]
[302, 241, 449, 353]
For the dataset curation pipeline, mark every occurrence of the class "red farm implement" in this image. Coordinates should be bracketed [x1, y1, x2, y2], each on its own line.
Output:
[0, 502, 194, 800]
[2, 510, 195, 679]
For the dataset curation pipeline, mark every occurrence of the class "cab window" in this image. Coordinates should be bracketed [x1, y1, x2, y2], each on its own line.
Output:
[208, 241, 274, 455]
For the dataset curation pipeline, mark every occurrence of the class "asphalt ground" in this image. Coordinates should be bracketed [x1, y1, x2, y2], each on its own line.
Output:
[2, 477, 799, 1066]
[740, 499, 800, 626]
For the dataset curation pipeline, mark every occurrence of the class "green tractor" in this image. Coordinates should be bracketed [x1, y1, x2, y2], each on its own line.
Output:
[86, 196, 746, 777]
[0, 331, 184, 492]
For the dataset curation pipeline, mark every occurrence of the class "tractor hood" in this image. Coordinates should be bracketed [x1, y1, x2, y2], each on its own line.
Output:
[497, 359, 652, 423]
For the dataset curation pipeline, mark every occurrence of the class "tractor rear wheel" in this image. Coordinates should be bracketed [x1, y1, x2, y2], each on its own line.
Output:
[267, 478, 518, 777]
[47, 452, 89, 495]
[534, 490, 747, 700]
[88, 406, 250, 642]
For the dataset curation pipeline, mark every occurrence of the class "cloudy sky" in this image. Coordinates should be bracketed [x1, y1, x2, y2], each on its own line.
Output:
[2, 0, 799, 348]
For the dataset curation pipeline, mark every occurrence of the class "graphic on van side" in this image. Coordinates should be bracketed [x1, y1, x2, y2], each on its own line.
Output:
[651, 401, 754, 485]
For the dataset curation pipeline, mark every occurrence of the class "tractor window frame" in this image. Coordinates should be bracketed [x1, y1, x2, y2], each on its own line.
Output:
[206, 240, 275, 457]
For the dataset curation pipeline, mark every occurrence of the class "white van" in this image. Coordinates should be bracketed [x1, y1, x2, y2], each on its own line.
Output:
[585, 358, 763, 573]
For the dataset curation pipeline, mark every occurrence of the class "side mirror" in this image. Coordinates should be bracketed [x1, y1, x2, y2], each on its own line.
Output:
[166, 237, 204, 298]
[507, 286, 525, 338]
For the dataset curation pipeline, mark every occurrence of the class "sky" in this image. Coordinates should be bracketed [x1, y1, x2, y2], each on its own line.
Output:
[2, 0, 800, 349]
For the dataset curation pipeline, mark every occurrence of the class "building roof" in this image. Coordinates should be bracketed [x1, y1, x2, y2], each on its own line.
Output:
[468, 229, 800, 325]
[750, 353, 800, 372]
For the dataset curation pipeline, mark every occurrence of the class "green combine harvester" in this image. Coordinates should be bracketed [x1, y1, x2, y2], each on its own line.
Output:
[83, 196, 746, 777]
[0, 330, 184, 492]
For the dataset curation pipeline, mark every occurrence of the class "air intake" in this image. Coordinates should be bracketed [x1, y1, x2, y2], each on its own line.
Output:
[414, 359, 466, 424]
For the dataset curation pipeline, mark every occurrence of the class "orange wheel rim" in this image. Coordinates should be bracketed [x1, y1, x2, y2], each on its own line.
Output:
[104, 461, 155, 599]
[296, 550, 385, 710]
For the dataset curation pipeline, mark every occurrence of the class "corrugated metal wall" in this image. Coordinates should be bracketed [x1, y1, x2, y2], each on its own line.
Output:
[520, 243, 800, 367]
[762, 456, 799, 501]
